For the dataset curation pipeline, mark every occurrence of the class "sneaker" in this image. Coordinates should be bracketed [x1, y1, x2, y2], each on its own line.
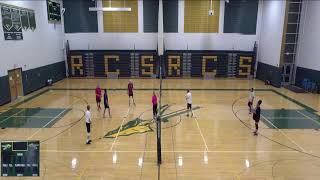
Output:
[86, 141, 91, 145]
[253, 132, 258, 136]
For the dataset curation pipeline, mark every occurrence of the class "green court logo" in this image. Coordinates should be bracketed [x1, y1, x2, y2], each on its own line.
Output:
[104, 105, 200, 138]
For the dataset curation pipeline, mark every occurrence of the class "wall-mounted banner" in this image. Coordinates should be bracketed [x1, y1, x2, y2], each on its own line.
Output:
[47, 0, 61, 23]
[20, 9, 29, 30]
[28, 10, 36, 31]
[11, 7, 23, 39]
[1, 3, 36, 40]
[1, 5, 22, 40]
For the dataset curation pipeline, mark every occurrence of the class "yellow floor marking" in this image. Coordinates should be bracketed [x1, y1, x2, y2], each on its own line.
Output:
[109, 107, 130, 151]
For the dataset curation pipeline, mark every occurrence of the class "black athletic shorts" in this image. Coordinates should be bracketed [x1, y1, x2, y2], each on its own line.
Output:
[253, 114, 260, 122]
[248, 101, 253, 107]
[153, 104, 158, 115]
[86, 123, 91, 133]
[104, 104, 109, 109]
[187, 103, 192, 110]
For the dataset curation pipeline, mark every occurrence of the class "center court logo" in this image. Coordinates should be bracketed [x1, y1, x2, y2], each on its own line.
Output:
[104, 105, 200, 138]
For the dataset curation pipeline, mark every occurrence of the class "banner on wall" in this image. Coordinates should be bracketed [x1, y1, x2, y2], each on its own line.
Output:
[1, 3, 36, 40]
[20, 9, 29, 30]
[47, 0, 61, 23]
[28, 10, 36, 31]
[1, 5, 22, 40]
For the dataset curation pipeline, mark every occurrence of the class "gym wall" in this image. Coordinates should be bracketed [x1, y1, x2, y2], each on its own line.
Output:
[0, 0, 65, 105]
[65, 0, 261, 51]
[256, 0, 287, 87]
[295, 0, 320, 87]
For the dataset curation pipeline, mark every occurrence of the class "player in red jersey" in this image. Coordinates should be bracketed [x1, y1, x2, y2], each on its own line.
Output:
[95, 85, 102, 110]
[128, 80, 136, 106]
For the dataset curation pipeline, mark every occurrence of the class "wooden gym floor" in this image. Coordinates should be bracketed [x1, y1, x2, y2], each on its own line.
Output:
[1, 78, 320, 179]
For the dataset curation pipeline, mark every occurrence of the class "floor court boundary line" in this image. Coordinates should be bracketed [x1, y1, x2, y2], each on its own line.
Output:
[0, 115, 58, 118]
[0, 108, 25, 125]
[109, 107, 130, 152]
[193, 110, 209, 152]
[296, 110, 320, 126]
[261, 114, 306, 152]
[41, 150, 297, 153]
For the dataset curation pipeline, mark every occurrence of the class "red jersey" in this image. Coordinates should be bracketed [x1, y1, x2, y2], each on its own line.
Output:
[95, 87, 101, 100]
[128, 83, 133, 95]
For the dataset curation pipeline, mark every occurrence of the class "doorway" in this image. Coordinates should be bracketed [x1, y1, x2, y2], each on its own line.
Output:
[8, 68, 24, 101]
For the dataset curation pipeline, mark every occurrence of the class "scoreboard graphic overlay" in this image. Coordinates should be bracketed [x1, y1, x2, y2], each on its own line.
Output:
[1, 141, 40, 177]
[67, 50, 255, 78]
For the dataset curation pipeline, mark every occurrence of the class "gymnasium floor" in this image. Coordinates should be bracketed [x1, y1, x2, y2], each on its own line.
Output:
[1, 79, 320, 179]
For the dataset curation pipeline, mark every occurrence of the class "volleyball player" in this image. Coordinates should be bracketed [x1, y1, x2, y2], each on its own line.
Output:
[253, 100, 262, 136]
[103, 89, 111, 118]
[152, 91, 158, 119]
[128, 80, 136, 106]
[95, 85, 102, 110]
[248, 88, 255, 114]
[85, 105, 92, 144]
[185, 90, 193, 117]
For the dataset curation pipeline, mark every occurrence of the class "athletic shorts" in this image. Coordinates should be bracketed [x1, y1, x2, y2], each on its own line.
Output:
[129, 93, 133, 97]
[253, 114, 260, 122]
[86, 123, 91, 133]
[104, 104, 109, 109]
[248, 101, 253, 107]
[96, 97, 101, 103]
[153, 104, 158, 115]
[187, 103, 192, 110]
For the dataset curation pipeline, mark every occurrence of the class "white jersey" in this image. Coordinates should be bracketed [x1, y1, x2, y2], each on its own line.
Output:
[85, 110, 91, 123]
[249, 91, 255, 102]
[186, 92, 192, 104]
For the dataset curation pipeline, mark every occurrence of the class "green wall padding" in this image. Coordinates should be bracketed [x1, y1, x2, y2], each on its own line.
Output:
[22, 61, 66, 95]
[0, 76, 11, 105]
[295, 67, 320, 89]
[257, 62, 281, 88]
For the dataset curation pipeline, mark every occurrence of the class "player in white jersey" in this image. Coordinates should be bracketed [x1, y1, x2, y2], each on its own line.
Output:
[85, 105, 92, 144]
[248, 88, 255, 114]
[185, 90, 193, 117]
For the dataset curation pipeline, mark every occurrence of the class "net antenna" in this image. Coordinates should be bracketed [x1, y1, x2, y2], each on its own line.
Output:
[157, 0, 164, 165]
